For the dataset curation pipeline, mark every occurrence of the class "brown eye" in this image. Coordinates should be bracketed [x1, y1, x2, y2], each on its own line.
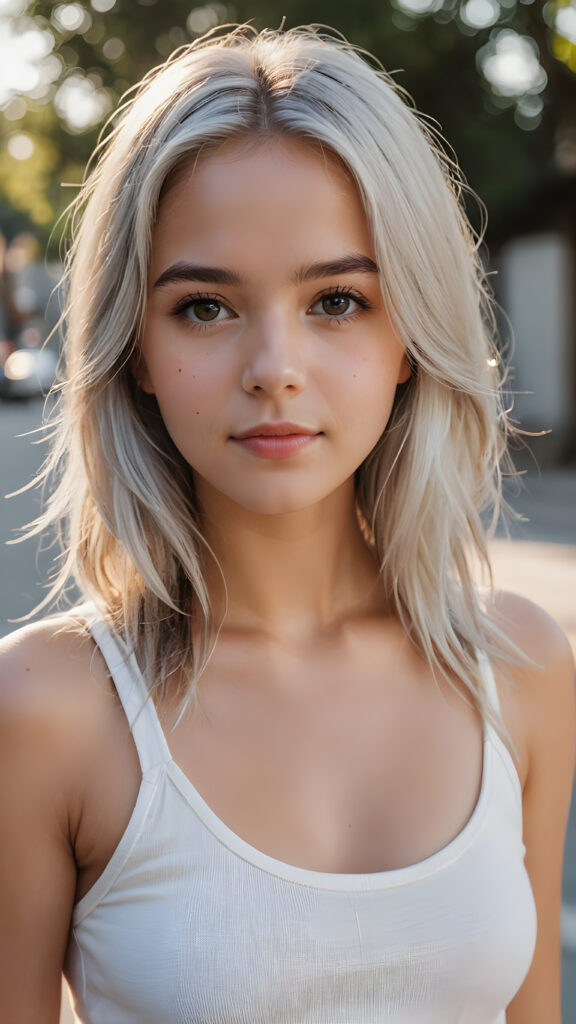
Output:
[307, 289, 369, 321]
[173, 294, 236, 327]
[321, 294, 352, 316]
[188, 300, 221, 322]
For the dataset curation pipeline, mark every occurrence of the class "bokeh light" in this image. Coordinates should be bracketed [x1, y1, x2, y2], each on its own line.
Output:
[102, 36, 125, 60]
[7, 131, 34, 159]
[555, 3, 576, 46]
[461, 0, 500, 30]
[392, 0, 442, 14]
[90, 0, 116, 11]
[479, 30, 547, 96]
[51, 3, 91, 33]
[0, 18, 58, 105]
[54, 72, 112, 132]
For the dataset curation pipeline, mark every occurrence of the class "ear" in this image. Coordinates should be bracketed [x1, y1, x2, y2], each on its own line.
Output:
[397, 352, 412, 385]
[130, 350, 155, 394]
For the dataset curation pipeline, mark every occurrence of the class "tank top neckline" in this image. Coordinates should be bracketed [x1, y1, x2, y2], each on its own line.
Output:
[162, 733, 493, 891]
[81, 614, 519, 896]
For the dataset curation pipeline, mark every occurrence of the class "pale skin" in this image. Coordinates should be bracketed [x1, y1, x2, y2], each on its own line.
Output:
[0, 138, 574, 1023]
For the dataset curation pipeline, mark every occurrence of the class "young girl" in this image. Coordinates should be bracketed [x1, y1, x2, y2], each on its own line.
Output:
[0, 25, 573, 1024]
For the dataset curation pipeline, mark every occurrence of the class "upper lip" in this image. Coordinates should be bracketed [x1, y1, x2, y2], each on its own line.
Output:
[232, 422, 319, 439]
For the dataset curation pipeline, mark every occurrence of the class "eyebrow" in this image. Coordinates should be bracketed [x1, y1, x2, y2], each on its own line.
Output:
[153, 253, 379, 289]
[295, 254, 379, 284]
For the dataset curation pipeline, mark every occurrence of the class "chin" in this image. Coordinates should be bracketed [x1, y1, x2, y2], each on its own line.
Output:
[194, 469, 356, 519]
[200, 478, 344, 518]
[232, 492, 325, 517]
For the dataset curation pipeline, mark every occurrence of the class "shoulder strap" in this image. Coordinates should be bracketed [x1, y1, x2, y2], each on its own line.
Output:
[476, 649, 524, 810]
[89, 618, 173, 774]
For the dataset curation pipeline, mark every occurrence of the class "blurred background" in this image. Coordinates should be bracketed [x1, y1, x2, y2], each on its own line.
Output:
[0, 0, 574, 1020]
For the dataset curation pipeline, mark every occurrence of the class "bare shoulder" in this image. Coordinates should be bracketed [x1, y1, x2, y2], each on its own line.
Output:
[488, 588, 574, 674]
[0, 612, 115, 763]
[0, 615, 124, 1018]
[486, 589, 575, 785]
[0, 609, 95, 671]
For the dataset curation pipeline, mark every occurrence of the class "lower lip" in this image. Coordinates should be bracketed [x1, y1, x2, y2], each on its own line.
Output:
[231, 434, 318, 459]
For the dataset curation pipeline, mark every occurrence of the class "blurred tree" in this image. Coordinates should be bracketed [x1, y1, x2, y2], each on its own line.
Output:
[0, 0, 575, 241]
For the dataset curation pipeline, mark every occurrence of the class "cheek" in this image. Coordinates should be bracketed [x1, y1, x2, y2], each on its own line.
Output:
[330, 351, 404, 435]
[157, 371, 206, 423]
[139, 342, 214, 407]
[139, 357, 213, 451]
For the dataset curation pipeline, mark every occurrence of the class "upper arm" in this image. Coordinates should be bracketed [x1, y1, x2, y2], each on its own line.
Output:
[0, 624, 82, 1024]
[492, 592, 576, 1024]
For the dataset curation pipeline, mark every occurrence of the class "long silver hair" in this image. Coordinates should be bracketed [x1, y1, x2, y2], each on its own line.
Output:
[34, 25, 520, 731]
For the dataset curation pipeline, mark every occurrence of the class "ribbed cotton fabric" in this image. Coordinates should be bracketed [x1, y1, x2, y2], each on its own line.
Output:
[64, 619, 537, 1023]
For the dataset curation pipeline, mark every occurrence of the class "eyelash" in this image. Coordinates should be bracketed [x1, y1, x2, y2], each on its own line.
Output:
[309, 285, 374, 325]
[171, 292, 229, 332]
[170, 285, 374, 331]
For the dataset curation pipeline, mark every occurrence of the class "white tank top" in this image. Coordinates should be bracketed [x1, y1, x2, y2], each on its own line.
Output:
[64, 618, 537, 1023]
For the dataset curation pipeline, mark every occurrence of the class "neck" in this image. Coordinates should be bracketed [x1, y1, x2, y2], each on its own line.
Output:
[198, 482, 383, 643]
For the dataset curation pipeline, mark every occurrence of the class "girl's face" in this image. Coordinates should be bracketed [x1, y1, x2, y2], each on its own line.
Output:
[139, 137, 409, 517]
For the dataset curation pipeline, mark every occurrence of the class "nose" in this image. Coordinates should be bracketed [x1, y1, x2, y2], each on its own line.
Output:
[241, 312, 306, 396]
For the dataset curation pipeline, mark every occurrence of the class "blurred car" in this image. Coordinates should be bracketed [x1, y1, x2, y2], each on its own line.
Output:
[0, 328, 58, 400]
[0, 234, 62, 400]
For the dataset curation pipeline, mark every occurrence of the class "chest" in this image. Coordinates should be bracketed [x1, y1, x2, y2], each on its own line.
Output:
[76, 636, 484, 894]
[159, 639, 485, 873]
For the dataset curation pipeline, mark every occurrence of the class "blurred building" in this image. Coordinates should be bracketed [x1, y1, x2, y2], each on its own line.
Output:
[494, 176, 576, 465]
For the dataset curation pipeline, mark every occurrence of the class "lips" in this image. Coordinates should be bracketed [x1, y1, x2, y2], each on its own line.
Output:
[231, 422, 319, 439]
[230, 422, 321, 459]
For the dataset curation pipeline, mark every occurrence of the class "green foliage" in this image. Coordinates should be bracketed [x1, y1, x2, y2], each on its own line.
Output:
[0, 0, 574, 240]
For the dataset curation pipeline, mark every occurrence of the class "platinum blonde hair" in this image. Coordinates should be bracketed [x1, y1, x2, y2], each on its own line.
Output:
[36, 25, 519, 729]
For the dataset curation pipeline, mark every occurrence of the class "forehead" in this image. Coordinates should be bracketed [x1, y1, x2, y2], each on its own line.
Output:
[150, 137, 374, 277]
[161, 130, 352, 187]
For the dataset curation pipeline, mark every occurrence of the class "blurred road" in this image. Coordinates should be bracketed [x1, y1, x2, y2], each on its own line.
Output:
[0, 398, 575, 1022]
